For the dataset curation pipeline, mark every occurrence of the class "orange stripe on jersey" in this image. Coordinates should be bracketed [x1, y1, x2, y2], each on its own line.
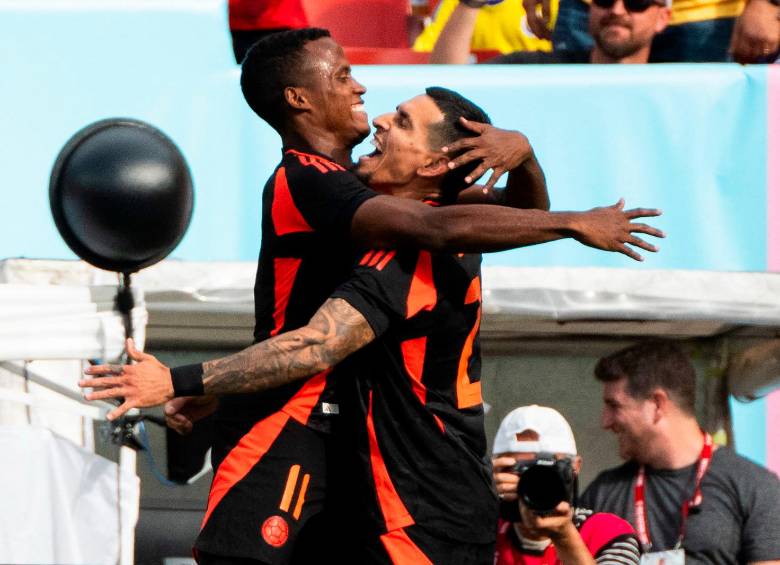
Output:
[368, 251, 386, 267]
[359, 250, 375, 266]
[271, 257, 302, 336]
[286, 149, 346, 172]
[400, 336, 428, 405]
[375, 250, 396, 271]
[406, 252, 437, 319]
[379, 528, 434, 565]
[433, 414, 445, 433]
[281, 369, 331, 426]
[271, 167, 314, 236]
[456, 276, 483, 409]
[292, 473, 310, 520]
[201, 411, 290, 530]
[367, 391, 415, 532]
[279, 464, 301, 513]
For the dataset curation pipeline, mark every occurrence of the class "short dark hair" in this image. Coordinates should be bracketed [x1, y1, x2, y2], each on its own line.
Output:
[424, 86, 491, 203]
[594, 340, 696, 415]
[240, 28, 331, 131]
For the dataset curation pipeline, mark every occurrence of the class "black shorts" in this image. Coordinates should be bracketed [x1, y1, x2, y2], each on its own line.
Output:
[194, 412, 328, 564]
[357, 525, 495, 565]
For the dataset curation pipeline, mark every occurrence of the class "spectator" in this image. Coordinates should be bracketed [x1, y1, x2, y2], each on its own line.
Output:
[414, 0, 557, 56]
[527, 0, 780, 61]
[228, 0, 308, 63]
[581, 340, 780, 562]
[492, 405, 641, 564]
[430, 0, 670, 63]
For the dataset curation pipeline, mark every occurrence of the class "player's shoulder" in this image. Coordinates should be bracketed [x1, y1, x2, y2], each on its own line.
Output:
[283, 148, 348, 176]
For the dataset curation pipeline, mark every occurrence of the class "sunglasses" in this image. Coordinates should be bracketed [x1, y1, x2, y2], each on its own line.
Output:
[592, 0, 665, 12]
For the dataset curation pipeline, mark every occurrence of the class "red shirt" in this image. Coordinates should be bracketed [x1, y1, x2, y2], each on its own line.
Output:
[495, 511, 639, 565]
[228, 0, 308, 31]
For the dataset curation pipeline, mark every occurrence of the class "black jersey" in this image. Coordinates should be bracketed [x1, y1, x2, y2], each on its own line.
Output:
[212, 146, 377, 470]
[331, 247, 499, 545]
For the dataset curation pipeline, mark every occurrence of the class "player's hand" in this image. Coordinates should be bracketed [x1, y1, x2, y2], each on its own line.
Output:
[80, 338, 174, 421]
[165, 395, 219, 435]
[442, 119, 533, 192]
[520, 501, 576, 540]
[492, 455, 520, 502]
[729, 0, 780, 64]
[574, 199, 664, 261]
[522, 0, 553, 40]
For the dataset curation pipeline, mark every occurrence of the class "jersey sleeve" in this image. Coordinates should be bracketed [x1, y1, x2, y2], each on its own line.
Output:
[286, 159, 377, 239]
[330, 249, 418, 338]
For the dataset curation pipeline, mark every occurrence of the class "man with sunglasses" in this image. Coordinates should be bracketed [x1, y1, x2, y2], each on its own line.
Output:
[430, 0, 670, 63]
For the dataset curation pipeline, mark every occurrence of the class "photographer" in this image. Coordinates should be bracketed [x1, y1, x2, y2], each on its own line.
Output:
[492, 405, 640, 564]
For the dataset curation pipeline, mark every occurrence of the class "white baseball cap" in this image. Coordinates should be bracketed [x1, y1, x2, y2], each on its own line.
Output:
[492, 405, 577, 456]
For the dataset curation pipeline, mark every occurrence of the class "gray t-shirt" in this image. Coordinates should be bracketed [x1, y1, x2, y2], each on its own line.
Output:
[579, 447, 780, 564]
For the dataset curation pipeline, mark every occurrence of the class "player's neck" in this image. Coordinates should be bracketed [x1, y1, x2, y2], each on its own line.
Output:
[283, 127, 355, 169]
[382, 181, 442, 203]
[641, 416, 705, 470]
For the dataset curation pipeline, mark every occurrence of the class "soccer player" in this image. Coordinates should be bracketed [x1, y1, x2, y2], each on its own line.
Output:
[82, 29, 663, 565]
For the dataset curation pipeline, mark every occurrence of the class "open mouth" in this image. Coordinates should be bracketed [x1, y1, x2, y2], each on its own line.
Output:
[361, 136, 384, 160]
[351, 103, 366, 113]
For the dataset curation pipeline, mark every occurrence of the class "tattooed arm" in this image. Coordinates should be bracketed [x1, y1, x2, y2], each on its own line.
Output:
[79, 298, 375, 421]
[202, 298, 374, 395]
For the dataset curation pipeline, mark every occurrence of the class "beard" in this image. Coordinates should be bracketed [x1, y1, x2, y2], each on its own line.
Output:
[593, 17, 646, 59]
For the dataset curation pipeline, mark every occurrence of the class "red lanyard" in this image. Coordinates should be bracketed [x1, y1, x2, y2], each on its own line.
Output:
[633, 432, 713, 551]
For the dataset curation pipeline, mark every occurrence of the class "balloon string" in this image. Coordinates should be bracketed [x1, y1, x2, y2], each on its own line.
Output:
[115, 273, 135, 363]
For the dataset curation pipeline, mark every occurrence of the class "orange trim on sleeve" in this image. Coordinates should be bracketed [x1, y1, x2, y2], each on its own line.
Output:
[201, 411, 290, 530]
[270, 257, 302, 336]
[406, 252, 437, 319]
[271, 167, 314, 236]
[367, 391, 415, 532]
[456, 276, 483, 409]
[379, 528, 434, 565]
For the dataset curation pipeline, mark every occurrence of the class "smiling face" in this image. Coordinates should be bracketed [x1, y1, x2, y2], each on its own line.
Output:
[300, 37, 369, 147]
[601, 377, 657, 461]
[589, 0, 669, 60]
[354, 94, 446, 194]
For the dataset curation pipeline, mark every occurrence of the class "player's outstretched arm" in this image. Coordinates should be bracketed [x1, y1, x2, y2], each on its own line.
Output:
[79, 298, 375, 421]
[351, 196, 663, 260]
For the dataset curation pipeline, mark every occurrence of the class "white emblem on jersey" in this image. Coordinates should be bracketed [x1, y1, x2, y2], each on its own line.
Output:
[321, 402, 340, 415]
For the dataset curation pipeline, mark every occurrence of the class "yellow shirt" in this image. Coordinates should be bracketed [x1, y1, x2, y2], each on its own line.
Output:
[413, 0, 557, 54]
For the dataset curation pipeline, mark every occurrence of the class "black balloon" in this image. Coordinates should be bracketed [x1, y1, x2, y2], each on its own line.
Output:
[50, 118, 194, 273]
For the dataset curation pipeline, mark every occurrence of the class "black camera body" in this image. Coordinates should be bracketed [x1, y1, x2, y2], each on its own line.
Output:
[512, 453, 576, 513]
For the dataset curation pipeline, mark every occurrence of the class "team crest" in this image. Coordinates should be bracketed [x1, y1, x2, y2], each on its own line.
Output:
[261, 515, 289, 547]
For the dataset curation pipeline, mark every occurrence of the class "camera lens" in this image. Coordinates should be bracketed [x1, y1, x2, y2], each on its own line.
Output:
[517, 459, 574, 512]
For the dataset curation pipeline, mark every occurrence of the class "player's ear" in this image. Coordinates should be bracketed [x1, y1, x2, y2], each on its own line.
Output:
[417, 157, 449, 178]
[284, 86, 312, 111]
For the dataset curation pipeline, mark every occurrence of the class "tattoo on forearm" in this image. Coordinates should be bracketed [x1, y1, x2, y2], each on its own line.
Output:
[201, 298, 375, 396]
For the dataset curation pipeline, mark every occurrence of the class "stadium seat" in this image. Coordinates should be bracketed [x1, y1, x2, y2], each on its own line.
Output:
[301, 0, 410, 48]
[344, 47, 430, 64]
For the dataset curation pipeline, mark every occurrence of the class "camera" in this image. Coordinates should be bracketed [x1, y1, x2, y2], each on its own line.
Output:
[512, 453, 575, 513]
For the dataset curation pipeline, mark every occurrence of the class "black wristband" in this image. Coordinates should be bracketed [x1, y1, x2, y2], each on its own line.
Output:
[170, 363, 205, 397]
